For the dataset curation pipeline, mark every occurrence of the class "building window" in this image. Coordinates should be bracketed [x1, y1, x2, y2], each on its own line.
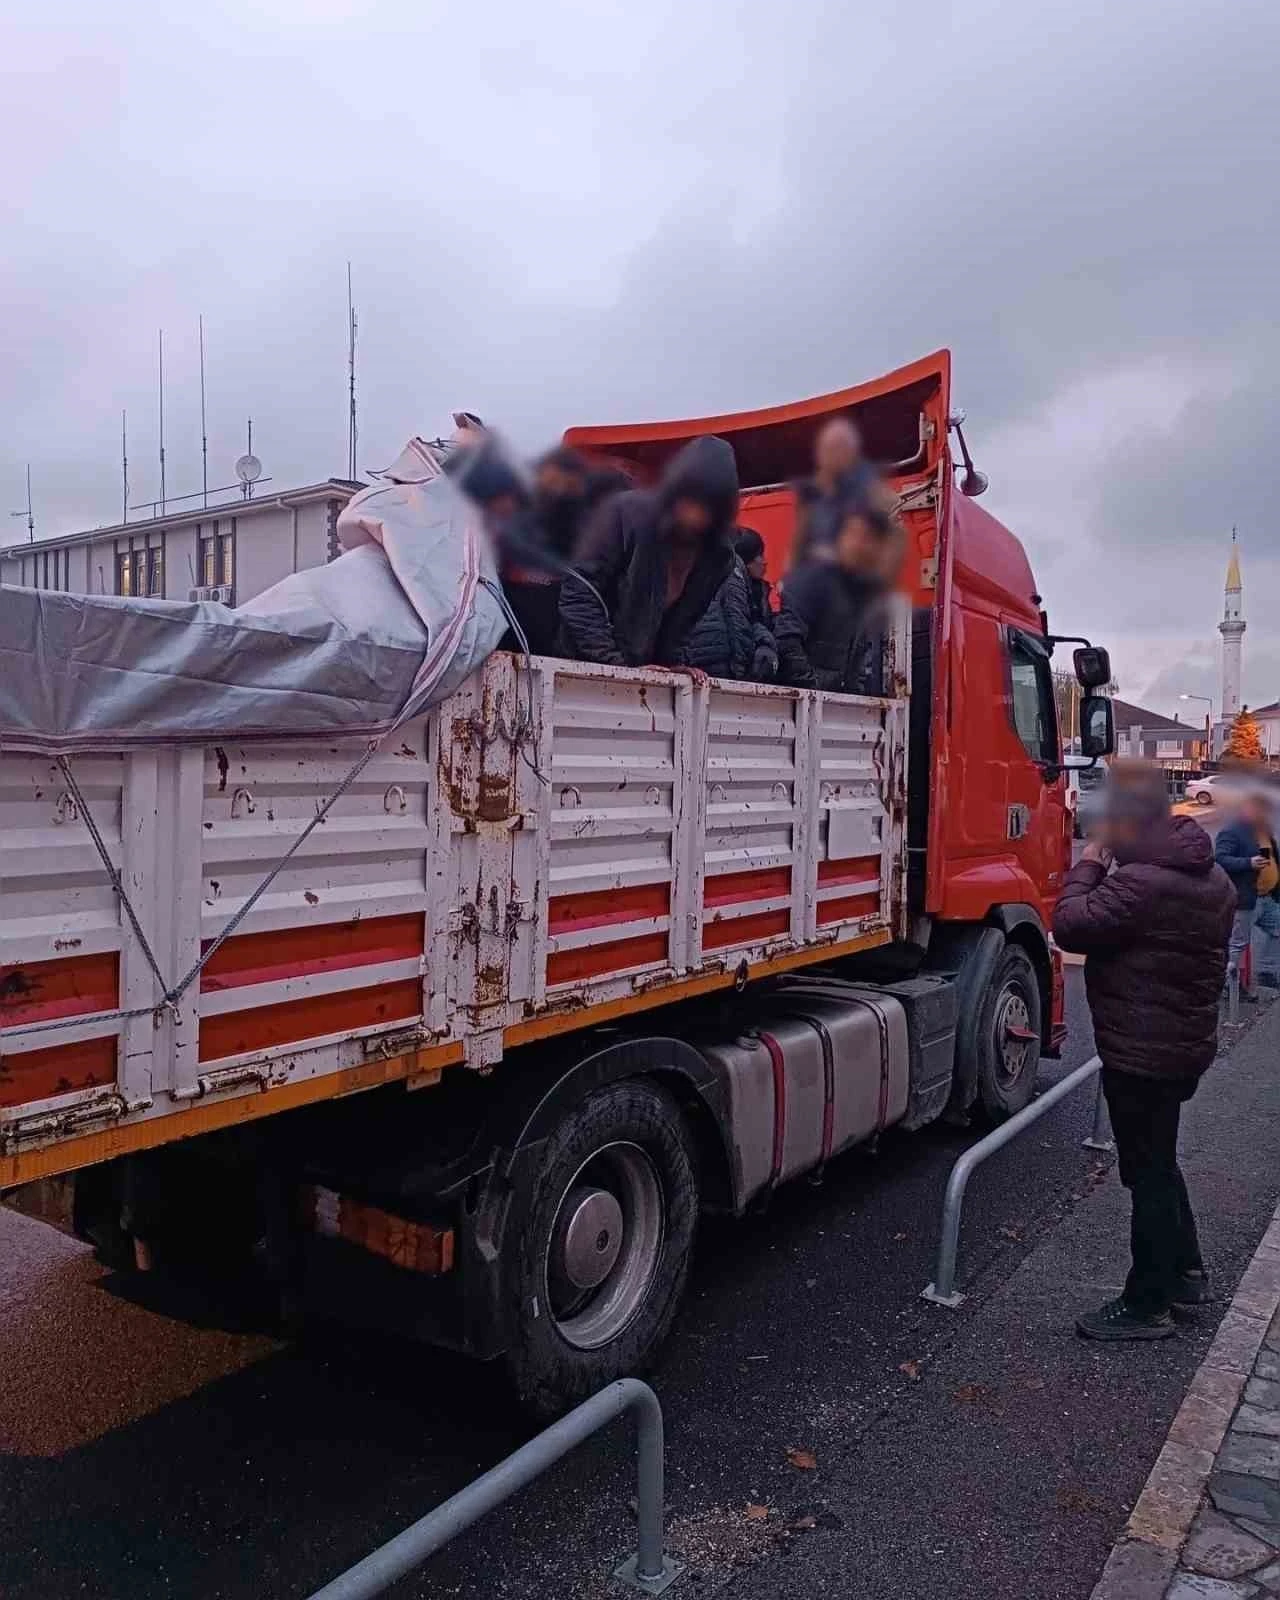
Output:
[218, 519, 236, 589]
[116, 547, 137, 597]
[198, 522, 218, 588]
[115, 534, 165, 598]
[1006, 629, 1058, 765]
[32, 549, 70, 591]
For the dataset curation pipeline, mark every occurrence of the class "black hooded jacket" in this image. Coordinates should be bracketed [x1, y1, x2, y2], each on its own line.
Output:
[780, 561, 885, 694]
[558, 437, 739, 666]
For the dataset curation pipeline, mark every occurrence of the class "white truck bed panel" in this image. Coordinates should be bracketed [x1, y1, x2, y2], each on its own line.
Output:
[1, 625, 908, 1181]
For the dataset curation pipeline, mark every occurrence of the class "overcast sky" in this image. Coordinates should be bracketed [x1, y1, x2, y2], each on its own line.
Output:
[4, 0, 1277, 715]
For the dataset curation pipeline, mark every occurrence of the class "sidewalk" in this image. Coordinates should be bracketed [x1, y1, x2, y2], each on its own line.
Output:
[719, 1002, 1280, 1600]
[1091, 1206, 1280, 1598]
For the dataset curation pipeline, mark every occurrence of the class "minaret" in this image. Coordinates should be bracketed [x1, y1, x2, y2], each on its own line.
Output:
[1220, 529, 1245, 723]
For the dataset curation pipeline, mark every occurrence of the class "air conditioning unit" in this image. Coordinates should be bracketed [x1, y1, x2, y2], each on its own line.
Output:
[188, 585, 235, 605]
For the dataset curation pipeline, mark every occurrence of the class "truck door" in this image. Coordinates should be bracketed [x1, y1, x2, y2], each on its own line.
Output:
[1004, 627, 1068, 910]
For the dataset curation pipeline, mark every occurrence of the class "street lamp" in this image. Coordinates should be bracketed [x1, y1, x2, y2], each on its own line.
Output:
[1180, 694, 1213, 762]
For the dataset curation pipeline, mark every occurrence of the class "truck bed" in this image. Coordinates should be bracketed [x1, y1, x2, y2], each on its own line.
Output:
[1, 630, 908, 1189]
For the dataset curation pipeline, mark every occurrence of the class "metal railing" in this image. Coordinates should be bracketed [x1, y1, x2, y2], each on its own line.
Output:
[922, 1054, 1104, 1308]
[303, 1379, 684, 1599]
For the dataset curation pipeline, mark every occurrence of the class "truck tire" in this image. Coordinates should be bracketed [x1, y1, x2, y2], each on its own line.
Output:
[503, 1079, 698, 1419]
[973, 946, 1042, 1120]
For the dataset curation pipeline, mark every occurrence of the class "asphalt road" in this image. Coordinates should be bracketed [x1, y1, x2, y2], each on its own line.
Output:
[0, 975, 1106, 1600]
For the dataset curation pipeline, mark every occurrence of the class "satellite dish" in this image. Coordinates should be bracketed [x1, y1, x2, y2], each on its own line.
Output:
[235, 453, 263, 485]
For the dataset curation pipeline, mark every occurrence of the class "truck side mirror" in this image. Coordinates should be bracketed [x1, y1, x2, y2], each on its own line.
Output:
[1073, 646, 1112, 689]
[1080, 695, 1115, 759]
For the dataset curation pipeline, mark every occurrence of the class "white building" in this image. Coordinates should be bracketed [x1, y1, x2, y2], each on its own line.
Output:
[0, 480, 362, 608]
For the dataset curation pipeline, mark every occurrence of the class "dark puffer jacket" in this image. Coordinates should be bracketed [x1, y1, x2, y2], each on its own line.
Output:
[1052, 816, 1236, 1080]
[779, 561, 884, 695]
[680, 556, 756, 678]
[558, 437, 738, 667]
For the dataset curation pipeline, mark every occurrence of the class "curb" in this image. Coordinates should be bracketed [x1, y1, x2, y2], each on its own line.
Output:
[1089, 1201, 1280, 1599]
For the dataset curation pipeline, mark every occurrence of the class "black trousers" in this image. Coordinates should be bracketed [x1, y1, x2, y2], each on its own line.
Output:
[1102, 1067, 1203, 1315]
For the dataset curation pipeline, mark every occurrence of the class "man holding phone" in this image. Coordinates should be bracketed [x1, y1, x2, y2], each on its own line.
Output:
[1214, 791, 1280, 998]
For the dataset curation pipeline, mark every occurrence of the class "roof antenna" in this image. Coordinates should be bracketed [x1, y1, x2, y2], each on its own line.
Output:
[121, 410, 129, 525]
[347, 261, 358, 481]
[235, 419, 262, 502]
[158, 328, 167, 514]
[9, 463, 34, 542]
[199, 314, 209, 508]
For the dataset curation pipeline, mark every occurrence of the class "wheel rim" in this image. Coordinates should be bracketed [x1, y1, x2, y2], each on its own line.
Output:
[994, 984, 1035, 1087]
[545, 1142, 665, 1352]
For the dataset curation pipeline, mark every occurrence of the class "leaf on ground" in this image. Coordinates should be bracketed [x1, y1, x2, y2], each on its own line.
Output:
[998, 1224, 1024, 1241]
[744, 1503, 771, 1521]
[893, 1231, 908, 1241]
[898, 1359, 923, 1380]
[790, 1515, 817, 1531]
[953, 1382, 995, 1404]
[785, 1447, 818, 1471]
[1056, 1486, 1106, 1514]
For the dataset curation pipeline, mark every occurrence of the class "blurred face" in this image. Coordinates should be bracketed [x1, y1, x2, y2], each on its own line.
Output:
[670, 497, 713, 544]
[815, 419, 861, 479]
[745, 552, 766, 581]
[834, 512, 884, 577]
[1242, 795, 1273, 832]
[536, 462, 585, 503]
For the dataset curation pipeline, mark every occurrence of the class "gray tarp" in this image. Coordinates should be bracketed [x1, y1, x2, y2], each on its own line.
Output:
[0, 440, 507, 754]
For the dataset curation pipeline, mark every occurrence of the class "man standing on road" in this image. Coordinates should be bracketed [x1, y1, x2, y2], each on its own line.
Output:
[1214, 792, 1280, 997]
[1052, 767, 1235, 1341]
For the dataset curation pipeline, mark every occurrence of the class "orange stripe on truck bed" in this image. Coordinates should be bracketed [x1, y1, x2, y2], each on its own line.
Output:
[0, 952, 119, 1028]
[703, 866, 792, 907]
[546, 931, 669, 986]
[548, 882, 670, 934]
[0, 1035, 117, 1109]
[198, 979, 422, 1063]
[200, 913, 425, 992]
[816, 855, 880, 888]
[703, 907, 791, 950]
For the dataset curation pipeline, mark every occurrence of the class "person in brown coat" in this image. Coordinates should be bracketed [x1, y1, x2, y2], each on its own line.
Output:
[1052, 765, 1235, 1341]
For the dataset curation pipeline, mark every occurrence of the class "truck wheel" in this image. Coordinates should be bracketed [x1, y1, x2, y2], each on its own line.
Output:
[974, 946, 1043, 1120]
[503, 1080, 698, 1419]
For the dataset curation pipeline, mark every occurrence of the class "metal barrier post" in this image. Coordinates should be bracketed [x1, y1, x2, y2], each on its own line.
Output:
[1082, 1071, 1114, 1153]
[1229, 964, 1241, 1026]
[922, 1055, 1103, 1308]
[304, 1379, 683, 1600]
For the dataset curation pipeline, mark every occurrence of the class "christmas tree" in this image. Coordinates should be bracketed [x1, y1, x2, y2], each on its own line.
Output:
[1224, 706, 1264, 763]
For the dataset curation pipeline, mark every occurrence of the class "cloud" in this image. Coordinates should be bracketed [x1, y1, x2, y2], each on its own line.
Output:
[2, 0, 1277, 717]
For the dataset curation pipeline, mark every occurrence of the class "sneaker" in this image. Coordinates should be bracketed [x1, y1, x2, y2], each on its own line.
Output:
[1172, 1271, 1215, 1307]
[1076, 1297, 1176, 1341]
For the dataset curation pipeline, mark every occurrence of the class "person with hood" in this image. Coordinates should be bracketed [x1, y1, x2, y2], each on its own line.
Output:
[559, 436, 739, 668]
[779, 497, 898, 695]
[1053, 765, 1235, 1341]
[1213, 790, 1280, 997]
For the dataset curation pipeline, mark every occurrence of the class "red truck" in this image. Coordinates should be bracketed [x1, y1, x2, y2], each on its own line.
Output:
[1, 349, 1114, 1414]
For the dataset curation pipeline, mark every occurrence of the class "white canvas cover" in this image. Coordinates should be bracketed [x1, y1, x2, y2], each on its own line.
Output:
[0, 440, 507, 754]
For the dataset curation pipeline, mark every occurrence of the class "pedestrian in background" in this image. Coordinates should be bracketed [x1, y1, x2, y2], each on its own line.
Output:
[1214, 791, 1280, 998]
[1052, 765, 1235, 1341]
